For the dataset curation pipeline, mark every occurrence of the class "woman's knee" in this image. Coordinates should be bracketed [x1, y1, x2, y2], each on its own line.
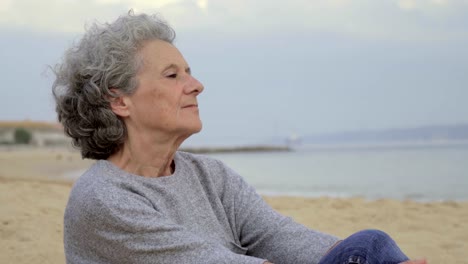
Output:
[350, 229, 399, 250]
[318, 229, 408, 264]
[353, 229, 392, 241]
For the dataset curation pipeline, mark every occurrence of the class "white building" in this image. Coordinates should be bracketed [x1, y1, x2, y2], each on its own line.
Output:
[0, 121, 71, 147]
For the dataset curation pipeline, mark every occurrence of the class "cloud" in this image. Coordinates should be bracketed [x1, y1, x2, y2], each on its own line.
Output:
[196, 0, 208, 10]
[0, 0, 13, 12]
[397, 0, 458, 10]
[0, 0, 183, 33]
[398, 0, 418, 10]
[0, 0, 467, 42]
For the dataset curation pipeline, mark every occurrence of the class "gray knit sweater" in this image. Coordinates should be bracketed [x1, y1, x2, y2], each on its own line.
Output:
[64, 151, 338, 263]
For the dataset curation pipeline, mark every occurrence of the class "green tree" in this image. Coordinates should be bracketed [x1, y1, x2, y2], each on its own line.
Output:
[14, 128, 32, 144]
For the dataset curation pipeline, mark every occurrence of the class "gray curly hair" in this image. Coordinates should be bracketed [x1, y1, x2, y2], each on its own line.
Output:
[52, 11, 176, 159]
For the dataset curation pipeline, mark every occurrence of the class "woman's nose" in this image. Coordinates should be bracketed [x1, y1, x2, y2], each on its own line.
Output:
[186, 75, 204, 95]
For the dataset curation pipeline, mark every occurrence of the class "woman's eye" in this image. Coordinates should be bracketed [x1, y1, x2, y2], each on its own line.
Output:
[167, 73, 177, 78]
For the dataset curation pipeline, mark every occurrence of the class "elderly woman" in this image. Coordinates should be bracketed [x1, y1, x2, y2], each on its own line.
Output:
[53, 11, 426, 264]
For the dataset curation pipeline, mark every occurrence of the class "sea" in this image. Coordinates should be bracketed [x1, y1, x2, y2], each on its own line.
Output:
[205, 145, 468, 202]
[66, 144, 468, 202]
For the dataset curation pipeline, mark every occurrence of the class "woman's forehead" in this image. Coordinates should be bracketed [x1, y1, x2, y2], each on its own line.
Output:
[138, 40, 187, 70]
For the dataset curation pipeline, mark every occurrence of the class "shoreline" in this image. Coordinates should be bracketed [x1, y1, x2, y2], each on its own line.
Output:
[181, 145, 291, 153]
[2, 146, 465, 202]
[56, 169, 466, 203]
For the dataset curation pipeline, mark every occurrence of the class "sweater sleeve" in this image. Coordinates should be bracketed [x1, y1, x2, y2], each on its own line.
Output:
[216, 163, 340, 264]
[64, 182, 267, 264]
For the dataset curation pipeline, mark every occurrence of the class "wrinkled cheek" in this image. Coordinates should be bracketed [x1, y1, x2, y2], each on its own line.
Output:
[159, 107, 178, 129]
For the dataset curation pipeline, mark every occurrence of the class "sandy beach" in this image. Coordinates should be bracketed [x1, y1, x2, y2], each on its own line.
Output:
[1, 147, 467, 263]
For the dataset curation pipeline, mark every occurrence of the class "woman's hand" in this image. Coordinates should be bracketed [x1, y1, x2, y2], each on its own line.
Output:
[399, 259, 427, 264]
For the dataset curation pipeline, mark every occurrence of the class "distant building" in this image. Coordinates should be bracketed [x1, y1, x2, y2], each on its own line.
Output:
[0, 120, 71, 147]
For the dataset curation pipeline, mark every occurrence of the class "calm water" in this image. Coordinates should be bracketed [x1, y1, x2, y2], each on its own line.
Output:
[206, 146, 468, 201]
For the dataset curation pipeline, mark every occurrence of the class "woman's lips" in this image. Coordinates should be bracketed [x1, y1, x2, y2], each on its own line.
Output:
[182, 104, 198, 109]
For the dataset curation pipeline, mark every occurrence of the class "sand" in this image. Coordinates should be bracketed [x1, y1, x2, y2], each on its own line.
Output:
[1, 147, 467, 263]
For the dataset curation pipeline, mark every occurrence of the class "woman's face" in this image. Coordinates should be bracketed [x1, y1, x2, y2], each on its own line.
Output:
[124, 39, 204, 138]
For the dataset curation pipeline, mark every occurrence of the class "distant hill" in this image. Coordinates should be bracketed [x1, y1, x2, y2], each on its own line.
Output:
[300, 124, 468, 147]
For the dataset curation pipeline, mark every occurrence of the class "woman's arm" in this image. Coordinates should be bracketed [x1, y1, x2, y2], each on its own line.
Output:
[217, 163, 340, 264]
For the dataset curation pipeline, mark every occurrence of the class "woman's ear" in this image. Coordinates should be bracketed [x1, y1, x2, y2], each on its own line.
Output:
[109, 89, 130, 118]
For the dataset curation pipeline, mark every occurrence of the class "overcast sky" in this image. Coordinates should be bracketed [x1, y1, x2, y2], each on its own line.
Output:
[1, 0, 467, 145]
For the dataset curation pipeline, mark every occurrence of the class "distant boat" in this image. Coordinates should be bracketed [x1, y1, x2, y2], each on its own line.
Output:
[286, 133, 301, 146]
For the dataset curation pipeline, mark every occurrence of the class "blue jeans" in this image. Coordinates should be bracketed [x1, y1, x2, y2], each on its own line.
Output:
[318, 229, 409, 264]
